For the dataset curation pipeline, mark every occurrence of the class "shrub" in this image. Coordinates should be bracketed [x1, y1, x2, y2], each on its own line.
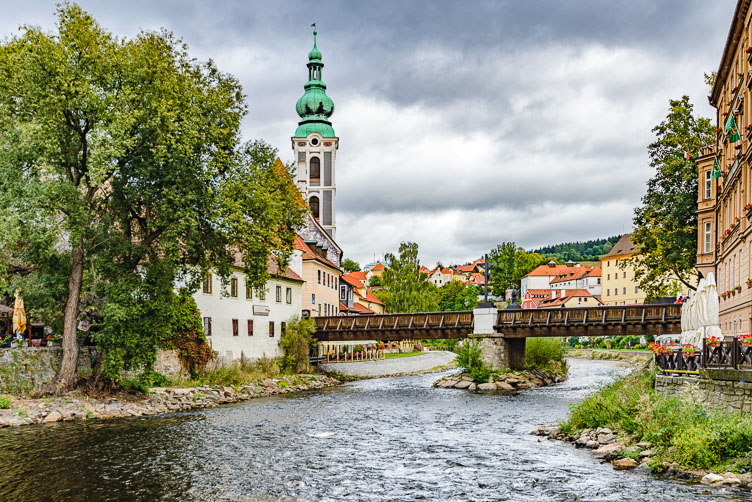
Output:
[456, 339, 483, 372]
[526, 337, 567, 369]
[0, 395, 10, 409]
[122, 371, 172, 393]
[279, 317, 316, 373]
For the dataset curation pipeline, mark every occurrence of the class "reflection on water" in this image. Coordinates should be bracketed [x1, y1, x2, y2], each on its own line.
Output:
[0, 359, 748, 501]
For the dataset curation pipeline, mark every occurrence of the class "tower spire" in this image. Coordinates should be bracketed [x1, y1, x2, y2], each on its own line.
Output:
[295, 25, 334, 138]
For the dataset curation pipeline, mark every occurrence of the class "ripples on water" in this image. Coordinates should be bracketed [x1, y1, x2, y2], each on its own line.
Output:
[0, 359, 750, 501]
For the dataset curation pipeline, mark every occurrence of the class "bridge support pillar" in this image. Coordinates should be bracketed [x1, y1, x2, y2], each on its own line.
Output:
[473, 305, 525, 370]
[477, 336, 526, 370]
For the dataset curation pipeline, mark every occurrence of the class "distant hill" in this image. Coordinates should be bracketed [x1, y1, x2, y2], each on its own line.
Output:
[531, 235, 623, 263]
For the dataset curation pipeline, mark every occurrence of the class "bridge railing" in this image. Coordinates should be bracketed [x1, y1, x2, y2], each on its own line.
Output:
[496, 304, 680, 327]
[314, 311, 474, 332]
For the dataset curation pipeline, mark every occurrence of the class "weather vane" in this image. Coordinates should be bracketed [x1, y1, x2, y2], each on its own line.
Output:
[311, 22, 317, 36]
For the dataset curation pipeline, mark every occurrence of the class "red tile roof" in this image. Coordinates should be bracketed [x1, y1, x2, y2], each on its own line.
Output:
[341, 273, 365, 289]
[294, 235, 341, 271]
[420, 266, 431, 274]
[469, 273, 485, 284]
[349, 271, 368, 282]
[455, 264, 476, 273]
[523, 264, 574, 278]
[441, 268, 453, 274]
[370, 263, 386, 272]
[550, 266, 602, 284]
[537, 289, 600, 308]
[352, 302, 375, 314]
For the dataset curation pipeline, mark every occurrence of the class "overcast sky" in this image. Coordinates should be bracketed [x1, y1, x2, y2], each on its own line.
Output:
[0, 1, 736, 267]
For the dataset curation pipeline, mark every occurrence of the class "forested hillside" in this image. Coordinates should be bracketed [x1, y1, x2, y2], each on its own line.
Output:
[531, 235, 623, 262]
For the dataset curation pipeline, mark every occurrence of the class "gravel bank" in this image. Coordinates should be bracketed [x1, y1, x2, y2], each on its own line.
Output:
[320, 350, 456, 377]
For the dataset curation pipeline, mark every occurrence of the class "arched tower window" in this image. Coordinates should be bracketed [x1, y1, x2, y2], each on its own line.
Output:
[310, 196, 320, 219]
[310, 157, 320, 180]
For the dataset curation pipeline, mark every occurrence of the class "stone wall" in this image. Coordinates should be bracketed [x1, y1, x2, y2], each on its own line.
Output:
[479, 336, 526, 370]
[0, 347, 98, 395]
[655, 374, 752, 414]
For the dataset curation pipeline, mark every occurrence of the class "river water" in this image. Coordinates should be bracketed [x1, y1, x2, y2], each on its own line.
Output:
[0, 358, 750, 501]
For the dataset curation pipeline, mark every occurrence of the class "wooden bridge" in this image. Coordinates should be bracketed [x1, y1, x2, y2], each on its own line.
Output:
[496, 304, 681, 338]
[313, 304, 681, 342]
[313, 311, 474, 342]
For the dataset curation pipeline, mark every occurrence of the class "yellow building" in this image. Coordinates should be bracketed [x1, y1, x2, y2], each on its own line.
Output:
[295, 236, 342, 317]
[600, 234, 647, 305]
[700, 0, 752, 336]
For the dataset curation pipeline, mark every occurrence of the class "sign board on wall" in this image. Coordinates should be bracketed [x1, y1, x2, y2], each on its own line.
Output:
[253, 305, 270, 316]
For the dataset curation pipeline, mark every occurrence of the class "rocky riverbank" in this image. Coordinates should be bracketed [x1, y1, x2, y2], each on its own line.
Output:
[534, 426, 752, 488]
[433, 368, 566, 392]
[567, 349, 652, 363]
[0, 373, 340, 428]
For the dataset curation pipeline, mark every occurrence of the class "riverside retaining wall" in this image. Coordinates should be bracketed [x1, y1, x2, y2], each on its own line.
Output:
[655, 373, 752, 414]
[0, 347, 186, 395]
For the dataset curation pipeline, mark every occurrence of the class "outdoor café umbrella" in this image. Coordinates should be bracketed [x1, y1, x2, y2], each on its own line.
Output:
[12, 291, 26, 339]
[704, 272, 723, 342]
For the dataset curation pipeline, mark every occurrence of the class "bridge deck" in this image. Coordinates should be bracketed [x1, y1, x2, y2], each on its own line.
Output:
[496, 304, 681, 338]
[312, 304, 682, 341]
[313, 311, 473, 341]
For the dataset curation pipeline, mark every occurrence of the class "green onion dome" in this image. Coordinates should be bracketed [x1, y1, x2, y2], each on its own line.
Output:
[294, 28, 336, 138]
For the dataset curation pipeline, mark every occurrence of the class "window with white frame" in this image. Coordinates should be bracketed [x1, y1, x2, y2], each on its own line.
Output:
[704, 221, 711, 254]
[705, 170, 711, 199]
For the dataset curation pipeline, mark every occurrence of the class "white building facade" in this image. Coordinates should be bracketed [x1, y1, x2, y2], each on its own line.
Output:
[193, 258, 304, 362]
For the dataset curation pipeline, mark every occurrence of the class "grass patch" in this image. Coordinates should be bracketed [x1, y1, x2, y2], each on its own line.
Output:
[561, 368, 752, 471]
[0, 395, 11, 409]
[178, 357, 284, 388]
[384, 351, 425, 359]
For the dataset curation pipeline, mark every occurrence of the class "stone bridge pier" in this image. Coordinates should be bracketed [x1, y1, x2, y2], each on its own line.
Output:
[473, 306, 526, 370]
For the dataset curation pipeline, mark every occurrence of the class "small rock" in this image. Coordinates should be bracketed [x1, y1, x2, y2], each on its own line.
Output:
[585, 440, 598, 449]
[454, 380, 472, 389]
[639, 449, 656, 458]
[533, 427, 552, 437]
[477, 383, 495, 391]
[612, 458, 638, 470]
[495, 382, 515, 392]
[701, 473, 724, 484]
[722, 472, 742, 485]
[597, 433, 616, 445]
[596, 427, 613, 435]
[636, 441, 652, 449]
[575, 436, 589, 448]
[592, 442, 624, 460]
[530, 378, 544, 386]
[43, 410, 63, 423]
[468, 383, 477, 391]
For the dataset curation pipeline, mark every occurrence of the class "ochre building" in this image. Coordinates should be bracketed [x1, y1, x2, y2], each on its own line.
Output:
[700, 0, 752, 336]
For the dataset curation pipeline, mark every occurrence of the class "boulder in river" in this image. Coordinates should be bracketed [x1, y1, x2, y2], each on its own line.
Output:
[612, 458, 637, 470]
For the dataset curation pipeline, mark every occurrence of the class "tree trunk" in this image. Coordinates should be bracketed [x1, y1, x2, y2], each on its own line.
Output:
[51, 245, 85, 393]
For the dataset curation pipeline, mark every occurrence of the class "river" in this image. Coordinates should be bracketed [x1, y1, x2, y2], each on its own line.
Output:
[0, 358, 749, 501]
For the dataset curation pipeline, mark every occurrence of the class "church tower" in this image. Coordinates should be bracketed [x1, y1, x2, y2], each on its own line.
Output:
[292, 26, 338, 239]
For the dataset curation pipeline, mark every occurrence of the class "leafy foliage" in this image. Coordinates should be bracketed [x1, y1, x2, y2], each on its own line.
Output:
[438, 280, 480, 311]
[456, 339, 484, 373]
[561, 369, 752, 471]
[0, 4, 306, 386]
[532, 236, 622, 262]
[630, 96, 714, 295]
[341, 258, 360, 272]
[525, 338, 567, 369]
[488, 242, 547, 294]
[279, 318, 316, 373]
[380, 242, 438, 313]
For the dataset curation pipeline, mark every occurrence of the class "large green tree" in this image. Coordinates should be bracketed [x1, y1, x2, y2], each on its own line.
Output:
[630, 96, 715, 294]
[341, 258, 360, 272]
[488, 243, 548, 294]
[438, 280, 480, 311]
[0, 4, 306, 390]
[380, 242, 438, 313]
